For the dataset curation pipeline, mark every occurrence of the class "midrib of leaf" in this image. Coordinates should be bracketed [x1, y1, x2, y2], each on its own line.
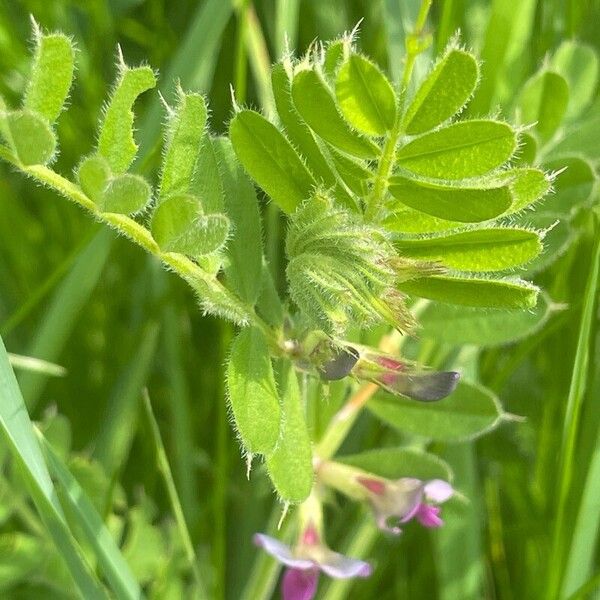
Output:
[352, 57, 390, 131]
[398, 127, 513, 161]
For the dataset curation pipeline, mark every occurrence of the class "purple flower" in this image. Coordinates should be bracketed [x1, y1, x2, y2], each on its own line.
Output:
[356, 476, 454, 535]
[254, 522, 372, 600]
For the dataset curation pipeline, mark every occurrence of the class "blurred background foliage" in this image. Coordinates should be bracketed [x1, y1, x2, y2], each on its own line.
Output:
[0, 0, 599, 598]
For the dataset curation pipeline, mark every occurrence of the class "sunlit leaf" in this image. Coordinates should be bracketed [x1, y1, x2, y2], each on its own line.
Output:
[404, 48, 479, 135]
[292, 68, 379, 158]
[389, 176, 511, 222]
[398, 275, 538, 309]
[230, 109, 315, 213]
[396, 120, 517, 179]
[335, 53, 397, 135]
[395, 227, 543, 271]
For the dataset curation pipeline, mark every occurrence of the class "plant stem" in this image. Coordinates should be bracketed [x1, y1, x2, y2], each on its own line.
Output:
[142, 390, 209, 599]
[364, 0, 432, 221]
[0, 146, 279, 347]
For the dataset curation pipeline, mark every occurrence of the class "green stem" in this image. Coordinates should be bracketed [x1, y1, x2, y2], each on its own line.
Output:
[142, 391, 208, 599]
[546, 215, 600, 599]
[364, 0, 432, 221]
[0, 146, 278, 347]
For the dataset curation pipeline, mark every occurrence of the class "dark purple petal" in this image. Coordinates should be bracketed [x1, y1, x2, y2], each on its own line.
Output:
[319, 346, 360, 381]
[253, 534, 314, 570]
[415, 504, 444, 528]
[400, 371, 460, 402]
[282, 568, 319, 600]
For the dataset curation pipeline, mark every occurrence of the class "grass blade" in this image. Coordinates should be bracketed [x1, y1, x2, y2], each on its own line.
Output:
[39, 432, 144, 600]
[0, 334, 108, 598]
[548, 215, 600, 598]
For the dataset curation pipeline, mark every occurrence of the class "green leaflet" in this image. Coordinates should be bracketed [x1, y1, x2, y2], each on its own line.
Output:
[338, 448, 453, 481]
[229, 109, 315, 213]
[335, 53, 397, 135]
[384, 203, 462, 234]
[24, 31, 75, 123]
[151, 193, 229, 256]
[502, 167, 551, 214]
[396, 120, 517, 179]
[98, 173, 151, 214]
[389, 176, 511, 223]
[291, 68, 379, 158]
[404, 48, 479, 135]
[395, 227, 543, 272]
[516, 132, 538, 165]
[97, 65, 156, 173]
[265, 364, 313, 503]
[77, 155, 111, 202]
[159, 92, 207, 202]
[226, 327, 280, 455]
[271, 63, 336, 187]
[516, 70, 569, 141]
[368, 380, 504, 442]
[4, 110, 56, 165]
[551, 41, 599, 120]
[214, 137, 263, 305]
[418, 292, 554, 346]
[191, 135, 226, 214]
[398, 275, 539, 309]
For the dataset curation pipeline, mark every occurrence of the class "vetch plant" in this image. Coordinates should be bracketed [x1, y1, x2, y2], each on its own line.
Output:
[0, 6, 569, 599]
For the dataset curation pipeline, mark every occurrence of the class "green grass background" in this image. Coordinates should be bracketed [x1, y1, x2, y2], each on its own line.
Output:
[0, 0, 599, 598]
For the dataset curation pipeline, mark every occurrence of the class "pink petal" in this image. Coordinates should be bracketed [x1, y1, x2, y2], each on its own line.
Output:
[424, 480, 454, 503]
[253, 534, 314, 570]
[282, 568, 319, 600]
[416, 504, 444, 528]
[357, 476, 386, 496]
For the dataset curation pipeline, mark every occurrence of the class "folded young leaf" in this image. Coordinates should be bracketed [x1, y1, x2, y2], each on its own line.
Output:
[24, 31, 75, 123]
[152, 193, 229, 256]
[214, 137, 264, 305]
[338, 448, 453, 482]
[516, 70, 569, 141]
[97, 65, 156, 173]
[98, 173, 151, 214]
[403, 48, 479, 135]
[335, 53, 397, 135]
[229, 109, 315, 213]
[266, 364, 313, 503]
[396, 120, 517, 179]
[389, 176, 511, 222]
[227, 327, 281, 455]
[4, 110, 56, 165]
[159, 92, 207, 202]
[551, 41, 599, 120]
[398, 275, 538, 308]
[395, 227, 543, 272]
[418, 291, 554, 346]
[291, 68, 379, 158]
[367, 380, 504, 442]
[323, 39, 345, 81]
